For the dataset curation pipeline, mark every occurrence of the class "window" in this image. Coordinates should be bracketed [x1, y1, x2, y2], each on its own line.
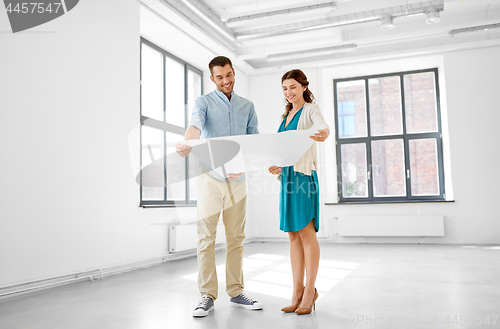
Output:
[140, 38, 202, 206]
[334, 69, 445, 203]
[338, 101, 356, 137]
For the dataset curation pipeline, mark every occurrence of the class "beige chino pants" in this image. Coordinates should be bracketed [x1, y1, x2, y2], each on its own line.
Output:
[196, 168, 247, 301]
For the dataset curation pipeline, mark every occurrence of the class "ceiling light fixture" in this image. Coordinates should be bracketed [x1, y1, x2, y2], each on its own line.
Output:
[380, 14, 395, 30]
[266, 44, 357, 62]
[177, 0, 239, 46]
[449, 23, 500, 36]
[224, 2, 337, 28]
[426, 6, 440, 24]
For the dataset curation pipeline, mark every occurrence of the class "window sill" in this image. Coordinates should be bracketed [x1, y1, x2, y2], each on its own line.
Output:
[326, 200, 454, 205]
[140, 203, 197, 208]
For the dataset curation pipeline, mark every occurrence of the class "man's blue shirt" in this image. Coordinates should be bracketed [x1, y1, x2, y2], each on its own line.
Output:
[189, 89, 259, 181]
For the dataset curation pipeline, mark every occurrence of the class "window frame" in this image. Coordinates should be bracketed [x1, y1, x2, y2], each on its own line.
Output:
[139, 38, 202, 207]
[334, 68, 446, 204]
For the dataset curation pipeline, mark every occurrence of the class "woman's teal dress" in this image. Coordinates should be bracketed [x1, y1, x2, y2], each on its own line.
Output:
[278, 108, 320, 233]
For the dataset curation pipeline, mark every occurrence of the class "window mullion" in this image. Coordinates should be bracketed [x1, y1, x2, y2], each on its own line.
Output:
[336, 140, 342, 202]
[434, 68, 446, 200]
[365, 79, 374, 201]
[139, 42, 143, 205]
[139, 124, 143, 206]
[163, 130, 167, 202]
[400, 73, 408, 136]
[400, 73, 412, 200]
[404, 136, 412, 199]
[162, 52, 168, 202]
[365, 140, 374, 201]
[184, 64, 189, 204]
[436, 135, 445, 199]
[334, 82, 341, 202]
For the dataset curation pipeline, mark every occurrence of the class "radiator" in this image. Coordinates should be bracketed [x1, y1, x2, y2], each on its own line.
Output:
[338, 215, 444, 237]
[169, 223, 226, 252]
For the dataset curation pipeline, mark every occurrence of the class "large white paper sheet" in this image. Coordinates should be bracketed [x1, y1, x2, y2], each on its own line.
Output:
[172, 125, 319, 176]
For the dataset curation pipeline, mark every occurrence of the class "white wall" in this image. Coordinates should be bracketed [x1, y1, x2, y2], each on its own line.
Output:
[247, 46, 500, 244]
[0, 0, 254, 287]
[0, 0, 147, 286]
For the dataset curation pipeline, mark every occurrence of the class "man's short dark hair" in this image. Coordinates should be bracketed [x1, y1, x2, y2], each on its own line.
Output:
[209, 56, 233, 75]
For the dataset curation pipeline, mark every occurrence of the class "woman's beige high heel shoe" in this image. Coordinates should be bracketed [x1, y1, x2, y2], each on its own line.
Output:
[295, 288, 318, 315]
[281, 293, 303, 313]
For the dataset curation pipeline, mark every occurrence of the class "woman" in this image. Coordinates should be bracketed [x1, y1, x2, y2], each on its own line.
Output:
[269, 69, 329, 315]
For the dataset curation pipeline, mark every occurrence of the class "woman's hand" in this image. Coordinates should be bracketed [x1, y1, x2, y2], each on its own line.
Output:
[268, 166, 281, 175]
[227, 172, 243, 180]
[310, 129, 330, 142]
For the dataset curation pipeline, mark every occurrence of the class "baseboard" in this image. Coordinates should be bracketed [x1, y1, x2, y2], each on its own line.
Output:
[2, 239, 495, 300]
[0, 241, 235, 301]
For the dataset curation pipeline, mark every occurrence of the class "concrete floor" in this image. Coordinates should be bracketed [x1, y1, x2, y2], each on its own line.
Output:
[1, 243, 500, 329]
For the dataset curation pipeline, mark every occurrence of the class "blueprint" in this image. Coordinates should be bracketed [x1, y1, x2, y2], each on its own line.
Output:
[174, 125, 319, 177]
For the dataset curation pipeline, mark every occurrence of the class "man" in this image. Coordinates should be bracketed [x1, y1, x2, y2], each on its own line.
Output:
[176, 56, 261, 317]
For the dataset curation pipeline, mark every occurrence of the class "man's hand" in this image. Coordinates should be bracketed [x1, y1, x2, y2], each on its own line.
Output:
[310, 129, 330, 142]
[227, 172, 243, 180]
[176, 126, 201, 157]
[268, 166, 281, 175]
[176, 143, 192, 157]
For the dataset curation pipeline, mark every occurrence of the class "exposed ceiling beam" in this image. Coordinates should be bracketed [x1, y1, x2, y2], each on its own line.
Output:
[252, 38, 500, 73]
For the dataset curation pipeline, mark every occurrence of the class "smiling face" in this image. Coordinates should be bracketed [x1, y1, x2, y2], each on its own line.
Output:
[282, 78, 307, 105]
[210, 64, 235, 97]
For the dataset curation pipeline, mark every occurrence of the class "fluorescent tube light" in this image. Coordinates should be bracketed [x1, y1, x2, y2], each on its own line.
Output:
[449, 23, 500, 36]
[266, 44, 357, 62]
[178, 0, 239, 46]
[224, 2, 337, 28]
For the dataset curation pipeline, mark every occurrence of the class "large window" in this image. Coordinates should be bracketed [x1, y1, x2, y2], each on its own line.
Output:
[334, 69, 445, 203]
[140, 38, 202, 206]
